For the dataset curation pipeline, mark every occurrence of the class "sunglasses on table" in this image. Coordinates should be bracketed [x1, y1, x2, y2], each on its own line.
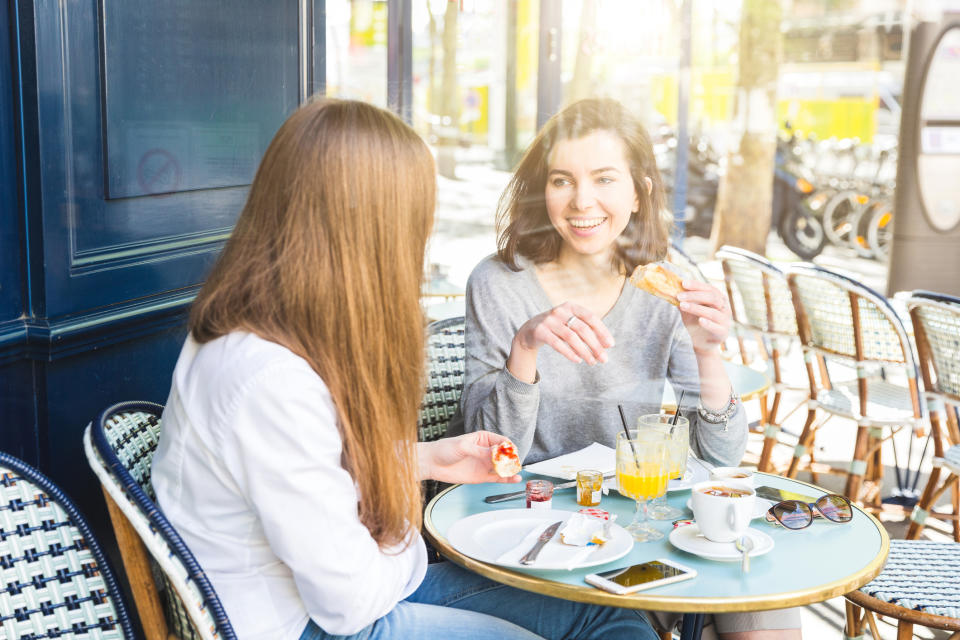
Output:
[764, 494, 853, 530]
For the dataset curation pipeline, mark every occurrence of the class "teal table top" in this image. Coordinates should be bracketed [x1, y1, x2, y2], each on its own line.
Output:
[424, 473, 888, 612]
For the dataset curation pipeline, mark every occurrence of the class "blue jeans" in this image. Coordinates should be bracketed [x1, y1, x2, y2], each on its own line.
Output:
[299, 561, 657, 640]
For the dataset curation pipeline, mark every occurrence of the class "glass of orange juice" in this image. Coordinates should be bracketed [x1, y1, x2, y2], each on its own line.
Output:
[616, 430, 669, 541]
[638, 413, 690, 520]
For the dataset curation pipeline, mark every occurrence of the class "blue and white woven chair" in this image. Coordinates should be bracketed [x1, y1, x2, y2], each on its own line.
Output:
[0, 450, 135, 640]
[83, 401, 236, 640]
[906, 291, 960, 542]
[716, 245, 807, 473]
[845, 539, 960, 639]
[419, 316, 466, 510]
[785, 265, 925, 506]
[418, 316, 466, 445]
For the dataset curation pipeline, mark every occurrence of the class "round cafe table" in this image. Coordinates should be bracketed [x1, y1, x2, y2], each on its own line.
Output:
[424, 472, 888, 640]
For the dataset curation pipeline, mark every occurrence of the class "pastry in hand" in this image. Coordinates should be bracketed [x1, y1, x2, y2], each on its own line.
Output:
[491, 441, 521, 477]
[628, 263, 684, 306]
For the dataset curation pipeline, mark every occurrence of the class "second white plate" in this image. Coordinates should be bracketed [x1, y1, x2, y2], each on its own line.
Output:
[445, 509, 634, 571]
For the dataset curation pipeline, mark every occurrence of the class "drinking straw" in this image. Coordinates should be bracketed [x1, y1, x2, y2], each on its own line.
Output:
[617, 404, 641, 464]
[669, 390, 685, 434]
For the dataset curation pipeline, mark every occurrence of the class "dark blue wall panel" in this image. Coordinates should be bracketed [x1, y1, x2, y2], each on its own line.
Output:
[30, 0, 299, 318]
[0, 0, 316, 541]
[0, 3, 23, 323]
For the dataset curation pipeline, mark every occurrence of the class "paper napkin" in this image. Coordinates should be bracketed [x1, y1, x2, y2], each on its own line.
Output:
[523, 442, 616, 480]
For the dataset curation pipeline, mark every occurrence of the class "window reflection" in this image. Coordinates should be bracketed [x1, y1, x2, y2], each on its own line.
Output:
[326, 0, 388, 106]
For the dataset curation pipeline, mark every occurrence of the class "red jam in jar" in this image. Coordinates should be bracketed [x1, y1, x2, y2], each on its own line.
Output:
[526, 479, 554, 509]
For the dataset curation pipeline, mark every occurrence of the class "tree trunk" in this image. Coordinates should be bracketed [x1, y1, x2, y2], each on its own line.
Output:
[708, 0, 781, 256]
[437, 1, 459, 179]
[567, 0, 597, 103]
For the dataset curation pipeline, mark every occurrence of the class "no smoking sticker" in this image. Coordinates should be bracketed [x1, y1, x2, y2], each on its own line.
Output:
[137, 148, 181, 195]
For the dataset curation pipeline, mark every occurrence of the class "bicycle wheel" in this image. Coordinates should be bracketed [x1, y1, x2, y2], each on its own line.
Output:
[822, 190, 865, 247]
[866, 201, 894, 262]
[848, 200, 876, 259]
[779, 202, 826, 260]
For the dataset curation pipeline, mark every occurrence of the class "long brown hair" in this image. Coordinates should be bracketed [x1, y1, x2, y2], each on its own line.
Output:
[190, 99, 435, 547]
[497, 98, 670, 272]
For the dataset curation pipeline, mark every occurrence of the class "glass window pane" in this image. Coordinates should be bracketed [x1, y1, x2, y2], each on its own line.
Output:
[326, 0, 388, 106]
[412, 0, 538, 300]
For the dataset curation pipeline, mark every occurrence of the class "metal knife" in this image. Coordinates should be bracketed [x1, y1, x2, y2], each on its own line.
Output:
[484, 473, 614, 504]
[519, 520, 563, 565]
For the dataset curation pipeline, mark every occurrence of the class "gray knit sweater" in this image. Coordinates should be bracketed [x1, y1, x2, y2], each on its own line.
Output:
[452, 254, 747, 467]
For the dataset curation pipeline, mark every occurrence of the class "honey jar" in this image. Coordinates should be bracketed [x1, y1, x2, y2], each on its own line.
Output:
[576, 469, 603, 507]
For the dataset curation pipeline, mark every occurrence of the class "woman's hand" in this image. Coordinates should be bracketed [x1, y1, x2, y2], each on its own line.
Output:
[418, 431, 523, 484]
[676, 280, 732, 356]
[507, 302, 614, 383]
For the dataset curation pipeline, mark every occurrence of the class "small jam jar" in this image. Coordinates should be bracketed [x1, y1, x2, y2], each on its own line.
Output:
[576, 470, 603, 507]
[525, 479, 554, 509]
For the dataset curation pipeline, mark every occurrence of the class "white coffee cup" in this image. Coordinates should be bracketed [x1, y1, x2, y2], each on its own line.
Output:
[709, 466, 755, 487]
[690, 480, 756, 543]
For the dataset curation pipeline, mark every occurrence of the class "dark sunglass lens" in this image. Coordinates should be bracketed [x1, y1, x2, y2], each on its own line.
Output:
[773, 500, 812, 529]
[818, 495, 853, 522]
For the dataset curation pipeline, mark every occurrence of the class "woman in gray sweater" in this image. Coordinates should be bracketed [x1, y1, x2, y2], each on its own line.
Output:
[459, 98, 800, 640]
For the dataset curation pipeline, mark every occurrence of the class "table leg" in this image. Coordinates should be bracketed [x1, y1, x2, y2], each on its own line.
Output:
[680, 613, 705, 640]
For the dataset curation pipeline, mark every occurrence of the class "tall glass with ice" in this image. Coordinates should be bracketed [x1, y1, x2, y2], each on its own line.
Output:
[637, 413, 689, 520]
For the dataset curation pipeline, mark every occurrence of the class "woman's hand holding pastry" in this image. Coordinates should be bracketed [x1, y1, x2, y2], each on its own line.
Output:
[676, 280, 732, 355]
[419, 432, 522, 484]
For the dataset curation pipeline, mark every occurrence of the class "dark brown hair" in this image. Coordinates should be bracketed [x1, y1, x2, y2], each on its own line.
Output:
[497, 98, 670, 272]
[190, 98, 436, 548]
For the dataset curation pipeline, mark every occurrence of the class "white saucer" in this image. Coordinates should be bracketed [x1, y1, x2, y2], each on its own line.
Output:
[669, 524, 775, 562]
[686, 498, 771, 520]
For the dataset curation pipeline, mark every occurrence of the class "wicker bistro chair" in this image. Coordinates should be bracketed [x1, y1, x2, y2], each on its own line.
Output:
[785, 264, 925, 506]
[418, 317, 466, 512]
[418, 316, 466, 444]
[0, 451, 135, 640]
[82, 401, 236, 640]
[716, 246, 807, 473]
[906, 292, 960, 542]
[845, 540, 960, 639]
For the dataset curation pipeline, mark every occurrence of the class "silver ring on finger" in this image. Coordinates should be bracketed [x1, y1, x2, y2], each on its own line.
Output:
[565, 314, 577, 328]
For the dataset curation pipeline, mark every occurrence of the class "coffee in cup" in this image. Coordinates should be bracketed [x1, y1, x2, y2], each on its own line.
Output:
[690, 480, 756, 543]
[709, 466, 755, 487]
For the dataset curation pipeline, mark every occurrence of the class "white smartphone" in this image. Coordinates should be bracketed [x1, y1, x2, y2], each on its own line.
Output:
[585, 559, 697, 595]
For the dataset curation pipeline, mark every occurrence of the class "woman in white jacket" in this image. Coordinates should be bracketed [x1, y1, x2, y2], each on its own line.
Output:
[151, 98, 658, 640]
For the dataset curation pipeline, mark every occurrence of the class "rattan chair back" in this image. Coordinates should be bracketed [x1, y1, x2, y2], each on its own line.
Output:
[909, 291, 960, 406]
[716, 245, 797, 338]
[905, 292, 960, 540]
[0, 451, 135, 639]
[788, 265, 916, 367]
[84, 401, 236, 640]
[418, 316, 466, 443]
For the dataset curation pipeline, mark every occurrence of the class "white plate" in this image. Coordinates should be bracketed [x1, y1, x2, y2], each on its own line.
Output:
[603, 456, 711, 495]
[686, 498, 771, 520]
[668, 524, 774, 562]
[445, 509, 634, 571]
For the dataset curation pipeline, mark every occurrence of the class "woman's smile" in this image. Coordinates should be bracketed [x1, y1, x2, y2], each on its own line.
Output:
[568, 216, 608, 232]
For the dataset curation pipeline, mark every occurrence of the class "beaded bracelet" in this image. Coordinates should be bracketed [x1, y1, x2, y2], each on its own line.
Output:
[697, 392, 740, 431]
